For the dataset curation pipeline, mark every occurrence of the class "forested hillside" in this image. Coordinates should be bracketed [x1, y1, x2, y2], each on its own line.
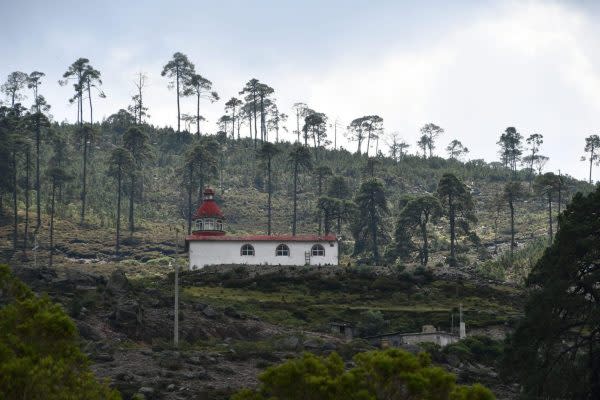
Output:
[0, 98, 594, 282]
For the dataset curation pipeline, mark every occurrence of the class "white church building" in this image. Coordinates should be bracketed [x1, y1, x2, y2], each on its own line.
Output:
[186, 188, 339, 270]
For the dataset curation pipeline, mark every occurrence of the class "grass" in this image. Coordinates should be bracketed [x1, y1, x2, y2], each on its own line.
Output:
[182, 271, 523, 335]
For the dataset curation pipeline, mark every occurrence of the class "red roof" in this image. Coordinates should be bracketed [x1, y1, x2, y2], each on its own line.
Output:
[186, 234, 338, 242]
[192, 188, 224, 219]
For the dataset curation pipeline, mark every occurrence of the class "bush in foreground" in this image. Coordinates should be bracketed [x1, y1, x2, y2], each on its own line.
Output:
[0, 264, 121, 400]
[232, 348, 494, 400]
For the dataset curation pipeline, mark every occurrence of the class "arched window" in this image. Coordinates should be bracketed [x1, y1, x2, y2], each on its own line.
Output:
[241, 244, 255, 256]
[311, 244, 325, 256]
[276, 244, 290, 256]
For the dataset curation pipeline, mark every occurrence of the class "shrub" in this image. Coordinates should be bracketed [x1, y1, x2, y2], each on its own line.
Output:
[232, 349, 495, 400]
[0, 265, 121, 400]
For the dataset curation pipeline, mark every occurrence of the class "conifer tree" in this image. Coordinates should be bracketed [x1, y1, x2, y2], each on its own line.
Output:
[257, 142, 280, 235]
[288, 145, 312, 235]
[161, 52, 195, 133]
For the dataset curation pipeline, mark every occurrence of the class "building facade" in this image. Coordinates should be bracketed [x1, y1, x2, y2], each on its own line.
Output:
[186, 188, 339, 270]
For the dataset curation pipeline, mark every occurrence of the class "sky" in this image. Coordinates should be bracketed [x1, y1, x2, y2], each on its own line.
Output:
[2, 0, 600, 181]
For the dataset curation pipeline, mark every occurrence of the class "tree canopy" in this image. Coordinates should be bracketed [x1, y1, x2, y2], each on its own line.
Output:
[503, 186, 600, 399]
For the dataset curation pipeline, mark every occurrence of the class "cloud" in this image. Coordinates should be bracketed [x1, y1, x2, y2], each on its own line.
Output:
[295, 1, 600, 179]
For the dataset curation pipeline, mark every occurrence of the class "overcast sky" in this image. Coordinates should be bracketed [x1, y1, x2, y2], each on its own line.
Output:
[2, 0, 600, 181]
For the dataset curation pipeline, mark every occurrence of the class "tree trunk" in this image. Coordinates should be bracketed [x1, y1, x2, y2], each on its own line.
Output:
[231, 106, 236, 139]
[292, 164, 298, 235]
[116, 171, 122, 256]
[590, 148, 594, 184]
[87, 80, 93, 125]
[176, 67, 181, 133]
[24, 149, 30, 252]
[187, 165, 193, 235]
[449, 195, 456, 262]
[420, 220, 428, 266]
[370, 201, 379, 264]
[267, 157, 272, 235]
[259, 95, 265, 142]
[366, 129, 371, 157]
[49, 180, 56, 267]
[129, 174, 135, 234]
[12, 149, 18, 251]
[80, 129, 88, 225]
[547, 192, 553, 242]
[317, 176, 322, 235]
[296, 111, 300, 143]
[252, 94, 258, 148]
[509, 198, 516, 257]
[36, 113, 41, 228]
[196, 91, 201, 135]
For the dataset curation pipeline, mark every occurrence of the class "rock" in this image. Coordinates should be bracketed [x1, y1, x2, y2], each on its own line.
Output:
[116, 372, 135, 382]
[138, 386, 154, 399]
[107, 269, 131, 294]
[279, 335, 300, 350]
[167, 384, 176, 391]
[158, 351, 183, 370]
[110, 299, 143, 338]
[321, 341, 338, 351]
[303, 339, 321, 349]
[76, 321, 102, 341]
[202, 305, 219, 318]
[224, 307, 244, 319]
[93, 353, 114, 362]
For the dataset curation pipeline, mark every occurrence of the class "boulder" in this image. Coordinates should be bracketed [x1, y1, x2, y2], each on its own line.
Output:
[110, 299, 143, 338]
[76, 321, 103, 341]
[202, 305, 219, 318]
[278, 335, 300, 350]
[107, 269, 131, 295]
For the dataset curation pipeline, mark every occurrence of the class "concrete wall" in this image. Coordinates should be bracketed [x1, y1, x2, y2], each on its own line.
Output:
[374, 332, 459, 348]
[189, 240, 338, 270]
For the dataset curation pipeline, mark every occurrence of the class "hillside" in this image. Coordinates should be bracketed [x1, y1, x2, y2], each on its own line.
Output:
[0, 117, 593, 280]
[0, 119, 595, 400]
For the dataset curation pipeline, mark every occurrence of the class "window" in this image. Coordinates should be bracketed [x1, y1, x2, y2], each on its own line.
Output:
[241, 244, 255, 256]
[276, 244, 290, 256]
[311, 244, 325, 256]
[205, 219, 215, 230]
[216, 219, 223, 231]
[194, 219, 203, 231]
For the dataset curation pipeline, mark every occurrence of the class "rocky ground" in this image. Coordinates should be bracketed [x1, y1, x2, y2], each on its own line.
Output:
[12, 265, 352, 399]
[10, 262, 521, 400]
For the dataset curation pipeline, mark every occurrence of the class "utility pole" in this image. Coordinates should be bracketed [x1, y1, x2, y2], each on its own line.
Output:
[172, 261, 179, 347]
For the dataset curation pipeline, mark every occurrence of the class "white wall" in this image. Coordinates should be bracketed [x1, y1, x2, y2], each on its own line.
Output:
[189, 240, 339, 270]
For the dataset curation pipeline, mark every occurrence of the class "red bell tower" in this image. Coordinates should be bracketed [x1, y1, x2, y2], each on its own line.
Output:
[191, 188, 225, 236]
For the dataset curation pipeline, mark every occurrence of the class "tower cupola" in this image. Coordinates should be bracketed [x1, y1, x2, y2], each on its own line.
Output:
[191, 188, 225, 236]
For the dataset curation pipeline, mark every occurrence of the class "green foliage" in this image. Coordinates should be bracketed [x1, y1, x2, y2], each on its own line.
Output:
[353, 178, 389, 264]
[437, 173, 476, 264]
[356, 309, 388, 337]
[445, 336, 503, 365]
[503, 186, 600, 398]
[478, 238, 547, 283]
[232, 349, 495, 400]
[395, 194, 442, 266]
[0, 264, 121, 399]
